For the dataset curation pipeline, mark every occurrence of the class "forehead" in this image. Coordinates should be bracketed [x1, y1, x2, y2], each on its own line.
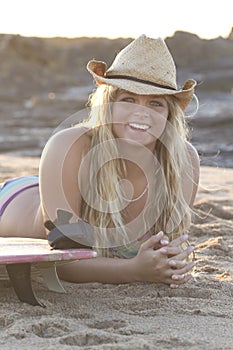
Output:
[116, 90, 166, 100]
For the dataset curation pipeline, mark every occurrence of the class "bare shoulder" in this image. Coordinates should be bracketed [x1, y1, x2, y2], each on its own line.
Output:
[46, 126, 91, 149]
[185, 141, 200, 175]
[39, 126, 92, 220]
[41, 126, 92, 160]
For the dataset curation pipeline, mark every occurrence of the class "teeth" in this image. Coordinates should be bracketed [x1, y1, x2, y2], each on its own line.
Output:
[128, 123, 150, 131]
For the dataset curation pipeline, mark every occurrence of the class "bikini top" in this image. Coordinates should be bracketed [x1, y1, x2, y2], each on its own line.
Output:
[98, 230, 153, 259]
[0, 176, 39, 218]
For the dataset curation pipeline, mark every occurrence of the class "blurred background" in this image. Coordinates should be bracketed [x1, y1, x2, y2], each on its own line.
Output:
[0, 0, 232, 168]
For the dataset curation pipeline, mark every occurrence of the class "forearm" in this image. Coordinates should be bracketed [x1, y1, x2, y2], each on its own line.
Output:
[57, 256, 137, 284]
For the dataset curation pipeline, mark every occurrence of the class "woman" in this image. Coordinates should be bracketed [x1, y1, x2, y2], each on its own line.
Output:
[0, 35, 199, 288]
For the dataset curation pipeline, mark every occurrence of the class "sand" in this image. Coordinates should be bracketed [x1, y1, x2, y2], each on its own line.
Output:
[0, 154, 233, 350]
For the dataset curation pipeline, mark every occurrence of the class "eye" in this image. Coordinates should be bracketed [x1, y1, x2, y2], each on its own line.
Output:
[119, 97, 135, 103]
[149, 99, 164, 107]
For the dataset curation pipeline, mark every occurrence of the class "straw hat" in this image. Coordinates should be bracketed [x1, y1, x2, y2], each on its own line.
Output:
[87, 35, 196, 110]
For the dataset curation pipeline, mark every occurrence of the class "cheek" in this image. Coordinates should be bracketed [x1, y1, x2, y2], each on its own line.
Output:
[112, 102, 135, 124]
[112, 106, 129, 134]
[160, 116, 168, 131]
[150, 113, 168, 138]
[112, 123, 125, 138]
[154, 111, 168, 125]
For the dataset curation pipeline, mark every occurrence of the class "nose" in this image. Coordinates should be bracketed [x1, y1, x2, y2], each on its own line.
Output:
[133, 105, 150, 118]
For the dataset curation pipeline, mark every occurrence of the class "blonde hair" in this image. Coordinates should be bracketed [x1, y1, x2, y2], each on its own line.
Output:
[79, 85, 194, 249]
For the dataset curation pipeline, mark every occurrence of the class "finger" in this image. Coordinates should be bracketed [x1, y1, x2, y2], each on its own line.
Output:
[171, 274, 193, 285]
[174, 261, 195, 276]
[161, 245, 195, 258]
[168, 261, 194, 284]
[167, 234, 189, 247]
[171, 274, 186, 281]
[139, 231, 164, 251]
[168, 260, 186, 269]
[174, 246, 195, 261]
[160, 235, 169, 246]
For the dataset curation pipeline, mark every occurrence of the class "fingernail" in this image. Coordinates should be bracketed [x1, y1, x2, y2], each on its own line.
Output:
[188, 246, 195, 253]
[169, 260, 176, 267]
[181, 234, 189, 241]
[160, 239, 169, 245]
[172, 274, 185, 281]
[172, 275, 179, 280]
[160, 247, 167, 253]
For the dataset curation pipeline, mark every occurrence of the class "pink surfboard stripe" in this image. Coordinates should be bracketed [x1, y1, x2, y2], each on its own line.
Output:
[0, 238, 97, 264]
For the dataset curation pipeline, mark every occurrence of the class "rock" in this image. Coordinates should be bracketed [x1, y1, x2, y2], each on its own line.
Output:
[0, 32, 232, 166]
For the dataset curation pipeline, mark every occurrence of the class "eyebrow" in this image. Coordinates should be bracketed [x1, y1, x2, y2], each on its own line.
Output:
[118, 91, 135, 96]
[118, 92, 165, 100]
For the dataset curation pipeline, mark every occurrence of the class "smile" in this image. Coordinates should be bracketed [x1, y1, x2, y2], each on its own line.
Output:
[128, 123, 151, 131]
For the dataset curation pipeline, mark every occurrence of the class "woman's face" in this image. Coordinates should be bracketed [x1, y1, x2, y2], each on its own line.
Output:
[111, 91, 169, 151]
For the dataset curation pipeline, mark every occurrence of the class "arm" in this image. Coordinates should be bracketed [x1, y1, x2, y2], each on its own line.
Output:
[58, 255, 136, 284]
[39, 127, 90, 223]
[57, 232, 194, 285]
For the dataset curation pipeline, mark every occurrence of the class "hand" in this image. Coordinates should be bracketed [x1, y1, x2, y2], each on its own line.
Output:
[160, 234, 195, 288]
[131, 231, 195, 287]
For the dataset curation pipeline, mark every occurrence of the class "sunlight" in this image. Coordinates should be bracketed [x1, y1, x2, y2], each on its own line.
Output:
[0, 0, 232, 39]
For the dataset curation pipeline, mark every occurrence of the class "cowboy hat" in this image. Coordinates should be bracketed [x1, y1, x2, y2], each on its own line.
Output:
[87, 35, 196, 110]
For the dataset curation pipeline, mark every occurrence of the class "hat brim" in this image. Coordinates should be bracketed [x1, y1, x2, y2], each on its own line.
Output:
[87, 60, 196, 110]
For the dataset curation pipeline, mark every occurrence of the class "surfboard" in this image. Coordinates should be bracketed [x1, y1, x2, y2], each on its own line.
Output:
[0, 237, 97, 307]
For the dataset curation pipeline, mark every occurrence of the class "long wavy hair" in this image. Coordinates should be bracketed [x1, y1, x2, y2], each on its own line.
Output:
[78, 84, 195, 249]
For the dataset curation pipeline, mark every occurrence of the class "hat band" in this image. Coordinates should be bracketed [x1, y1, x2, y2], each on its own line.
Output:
[106, 75, 177, 91]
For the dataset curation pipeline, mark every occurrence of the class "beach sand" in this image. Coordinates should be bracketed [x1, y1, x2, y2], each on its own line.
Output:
[0, 154, 233, 350]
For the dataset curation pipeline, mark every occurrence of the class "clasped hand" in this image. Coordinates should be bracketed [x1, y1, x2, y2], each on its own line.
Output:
[132, 231, 195, 288]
